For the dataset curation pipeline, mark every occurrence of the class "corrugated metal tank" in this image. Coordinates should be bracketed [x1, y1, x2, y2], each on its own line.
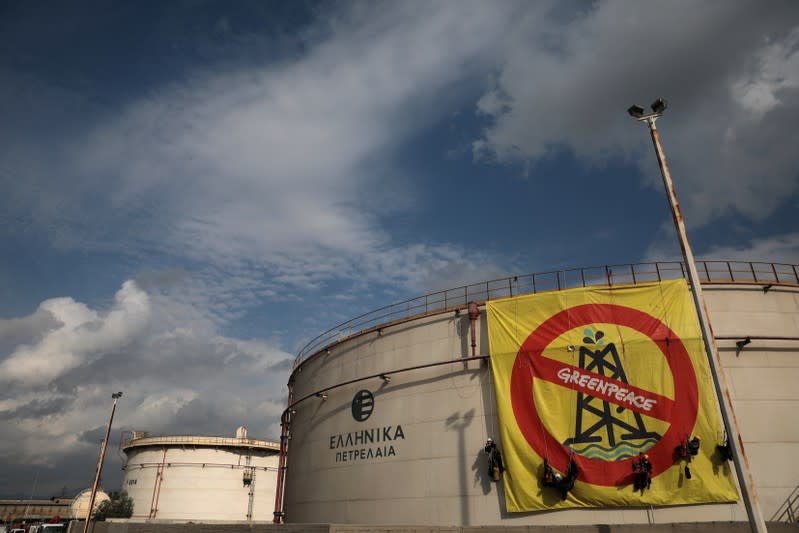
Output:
[121, 428, 279, 522]
[281, 261, 799, 526]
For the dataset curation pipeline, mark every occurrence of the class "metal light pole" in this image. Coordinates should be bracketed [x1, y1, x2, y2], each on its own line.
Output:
[83, 392, 123, 533]
[628, 100, 767, 533]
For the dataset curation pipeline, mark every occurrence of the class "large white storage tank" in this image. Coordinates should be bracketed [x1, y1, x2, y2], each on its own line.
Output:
[280, 260, 799, 527]
[121, 427, 279, 522]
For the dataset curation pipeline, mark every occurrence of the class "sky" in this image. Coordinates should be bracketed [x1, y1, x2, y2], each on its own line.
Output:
[1, 0, 798, 499]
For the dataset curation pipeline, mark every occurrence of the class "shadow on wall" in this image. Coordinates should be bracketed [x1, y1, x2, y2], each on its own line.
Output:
[472, 444, 492, 496]
[446, 409, 475, 527]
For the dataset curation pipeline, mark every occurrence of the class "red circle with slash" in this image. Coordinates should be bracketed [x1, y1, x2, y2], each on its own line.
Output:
[510, 303, 698, 486]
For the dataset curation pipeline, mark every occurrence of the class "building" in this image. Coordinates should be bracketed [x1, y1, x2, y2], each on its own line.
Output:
[279, 260, 799, 527]
[121, 427, 279, 522]
[0, 499, 71, 524]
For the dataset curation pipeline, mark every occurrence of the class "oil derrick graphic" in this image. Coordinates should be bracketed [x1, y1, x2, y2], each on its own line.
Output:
[564, 330, 660, 455]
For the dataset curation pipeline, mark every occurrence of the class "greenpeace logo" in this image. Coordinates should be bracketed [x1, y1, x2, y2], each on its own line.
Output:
[556, 367, 657, 412]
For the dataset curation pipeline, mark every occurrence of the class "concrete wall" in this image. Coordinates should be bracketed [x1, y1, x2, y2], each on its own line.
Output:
[283, 282, 799, 526]
[122, 446, 278, 521]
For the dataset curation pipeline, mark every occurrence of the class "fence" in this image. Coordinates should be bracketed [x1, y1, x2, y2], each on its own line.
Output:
[293, 260, 799, 370]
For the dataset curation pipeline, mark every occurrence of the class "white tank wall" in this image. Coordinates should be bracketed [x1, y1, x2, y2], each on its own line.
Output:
[123, 445, 278, 521]
[705, 285, 799, 517]
[283, 283, 799, 526]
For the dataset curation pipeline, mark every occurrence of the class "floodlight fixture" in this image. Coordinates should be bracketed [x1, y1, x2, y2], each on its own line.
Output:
[627, 104, 645, 118]
[651, 98, 668, 114]
[628, 98, 668, 123]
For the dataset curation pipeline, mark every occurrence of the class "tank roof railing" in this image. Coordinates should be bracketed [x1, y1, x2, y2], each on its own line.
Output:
[121, 434, 280, 451]
[293, 260, 799, 371]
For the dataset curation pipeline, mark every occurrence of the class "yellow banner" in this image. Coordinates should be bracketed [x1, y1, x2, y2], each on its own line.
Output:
[487, 280, 738, 512]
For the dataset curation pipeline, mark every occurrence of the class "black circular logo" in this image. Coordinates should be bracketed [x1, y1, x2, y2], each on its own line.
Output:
[351, 389, 374, 422]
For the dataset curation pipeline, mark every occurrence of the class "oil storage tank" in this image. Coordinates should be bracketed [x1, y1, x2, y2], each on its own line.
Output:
[70, 488, 109, 520]
[121, 427, 279, 522]
[280, 260, 799, 527]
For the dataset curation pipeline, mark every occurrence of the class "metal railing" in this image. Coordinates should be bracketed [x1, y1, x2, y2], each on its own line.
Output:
[772, 484, 799, 522]
[121, 434, 280, 451]
[293, 260, 799, 370]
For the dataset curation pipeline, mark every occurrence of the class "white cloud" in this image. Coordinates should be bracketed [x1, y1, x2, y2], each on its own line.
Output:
[7, 2, 793, 316]
[0, 307, 59, 344]
[732, 28, 799, 116]
[702, 232, 799, 265]
[0, 4, 530, 348]
[0, 280, 293, 475]
[0, 281, 150, 387]
[44, 2, 517, 292]
[642, 222, 799, 269]
[474, 2, 799, 226]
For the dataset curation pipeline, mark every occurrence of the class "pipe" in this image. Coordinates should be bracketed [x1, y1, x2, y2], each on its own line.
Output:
[273, 382, 293, 523]
[288, 354, 488, 409]
[468, 301, 480, 357]
[149, 448, 167, 519]
[716, 336, 799, 342]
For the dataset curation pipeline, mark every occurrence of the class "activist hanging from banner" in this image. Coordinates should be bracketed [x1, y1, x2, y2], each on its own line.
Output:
[486, 279, 738, 512]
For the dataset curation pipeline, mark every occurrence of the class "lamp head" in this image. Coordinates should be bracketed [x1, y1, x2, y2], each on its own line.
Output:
[651, 98, 667, 114]
[627, 104, 645, 118]
[112, 392, 123, 399]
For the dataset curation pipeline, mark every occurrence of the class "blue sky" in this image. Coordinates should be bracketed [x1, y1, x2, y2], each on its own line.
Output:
[1, 1, 798, 498]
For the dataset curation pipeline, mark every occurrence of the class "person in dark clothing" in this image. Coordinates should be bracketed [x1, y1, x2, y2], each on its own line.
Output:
[542, 456, 579, 500]
[484, 438, 504, 481]
[678, 435, 701, 479]
[632, 452, 652, 491]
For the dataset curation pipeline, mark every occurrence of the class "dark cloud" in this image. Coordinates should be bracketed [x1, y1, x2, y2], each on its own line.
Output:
[0, 397, 70, 421]
[0, 448, 109, 499]
[78, 425, 106, 445]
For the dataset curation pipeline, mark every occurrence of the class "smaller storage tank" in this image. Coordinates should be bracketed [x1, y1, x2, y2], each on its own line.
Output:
[70, 489, 110, 519]
[121, 428, 279, 522]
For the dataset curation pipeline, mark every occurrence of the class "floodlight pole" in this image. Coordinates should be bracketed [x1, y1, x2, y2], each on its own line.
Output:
[632, 110, 767, 533]
[83, 392, 122, 533]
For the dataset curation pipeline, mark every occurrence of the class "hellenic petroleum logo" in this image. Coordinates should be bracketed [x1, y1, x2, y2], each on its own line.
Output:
[351, 389, 374, 422]
[332, 389, 404, 463]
